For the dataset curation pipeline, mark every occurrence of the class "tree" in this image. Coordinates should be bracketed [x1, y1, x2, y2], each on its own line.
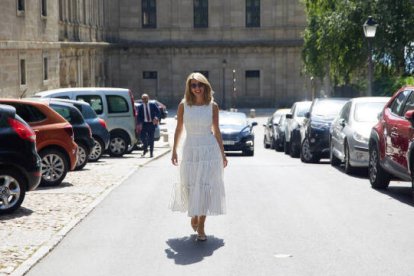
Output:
[302, 0, 414, 95]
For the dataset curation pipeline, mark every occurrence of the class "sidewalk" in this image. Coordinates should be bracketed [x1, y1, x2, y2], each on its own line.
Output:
[1, 140, 171, 276]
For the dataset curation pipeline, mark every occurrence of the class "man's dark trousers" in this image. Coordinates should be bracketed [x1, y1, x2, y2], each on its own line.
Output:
[141, 122, 156, 155]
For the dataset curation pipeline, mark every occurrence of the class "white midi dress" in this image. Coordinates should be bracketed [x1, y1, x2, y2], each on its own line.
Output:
[170, 102, 226, 216]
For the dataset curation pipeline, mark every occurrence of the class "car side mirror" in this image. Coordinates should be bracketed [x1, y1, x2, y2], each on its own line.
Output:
[404, 110, 414, 123]
[273, 123, 279, 127]
[286, 113, 293, 119]
[339, 118, 346, 127]
[304, 112, 310, 119]
[251, 122, 258, 127]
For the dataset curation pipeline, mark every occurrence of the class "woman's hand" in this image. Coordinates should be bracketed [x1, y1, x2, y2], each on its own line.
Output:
[171, 151, 178, 166]
[223, 156, 228, 168]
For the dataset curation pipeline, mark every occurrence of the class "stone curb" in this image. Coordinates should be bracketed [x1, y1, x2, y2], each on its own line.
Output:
[9, 148, 171, 276]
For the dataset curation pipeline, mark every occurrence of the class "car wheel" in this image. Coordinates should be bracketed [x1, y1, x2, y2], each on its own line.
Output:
[75, 143, 89, 171]
[290, 134, 300, 158]
[88, 138, 104, 162]
[40, 149, 68, 186]
[330, 139, 341, 166]
[109, 133, 128, 157]
[275, 137, 283, 152]
[301, 138, 319, 163]
[368, 143, 390, 189]
[263, 137, 270, 149]
[284, 140, 290, 154]
[0, 168, 26, 214]
[344, 141, 355, 174]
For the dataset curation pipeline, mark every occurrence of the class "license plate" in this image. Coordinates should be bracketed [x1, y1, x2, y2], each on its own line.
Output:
[223, 140, 235, 145]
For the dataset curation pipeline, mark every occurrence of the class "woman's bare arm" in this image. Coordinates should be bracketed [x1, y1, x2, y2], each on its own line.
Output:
[212, 103, 228, 168]
[171, 102, 184, 166]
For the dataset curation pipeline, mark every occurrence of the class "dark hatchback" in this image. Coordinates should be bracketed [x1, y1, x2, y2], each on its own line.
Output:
[301, 97, 349, 163]
[220, 111, 257, 156]
[41, 100, 95, 170]
[0, 104, 41, 214]
[46, 99, 110, 162]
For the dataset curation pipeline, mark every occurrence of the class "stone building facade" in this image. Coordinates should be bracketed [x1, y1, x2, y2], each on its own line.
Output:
[0, 0, 309, 108]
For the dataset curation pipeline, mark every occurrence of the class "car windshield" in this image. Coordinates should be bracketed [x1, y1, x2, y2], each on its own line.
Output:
[312, 100, 346, 117]
[220, 113, 247, 127]
[354, 102, 386, 122]
[295, 103, 311, 117]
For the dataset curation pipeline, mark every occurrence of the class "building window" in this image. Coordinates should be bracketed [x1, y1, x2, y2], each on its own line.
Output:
[20, 59, 26, 86]
[41, 0, 47, 17]
[245, 70, 260, 96]
[143, 71, 158, 79]
[194, 0, 208, 28]
[246, 0, 260, 27]
[17, 0, 25, 15]
[142, 0, 156, 28]
[43, 57, 48, 81]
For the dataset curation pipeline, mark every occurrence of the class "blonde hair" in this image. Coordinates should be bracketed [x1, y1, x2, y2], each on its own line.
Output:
[184, 72, 213, 106]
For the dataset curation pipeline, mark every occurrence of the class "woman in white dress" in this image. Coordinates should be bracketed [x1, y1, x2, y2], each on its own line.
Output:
[171, 72, 227, 241]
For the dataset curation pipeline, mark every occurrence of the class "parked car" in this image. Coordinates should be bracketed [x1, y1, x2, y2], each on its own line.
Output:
[33, 87, 138, 157]
[274, 113, 289, 152]
[220, 111, 257, 156]
[368, 86, 414, 190]
[135, 99, 168, 123]
[300, 97, 349, 163]
[0, 104, 42, 214]
[38, 99, 95, 170]
[0, 99, 78, 186]
[284, 101, 312, 155]
[330, 97, 390, 174]
[263, 108, 290, 149]
[42, 98, 110, 162]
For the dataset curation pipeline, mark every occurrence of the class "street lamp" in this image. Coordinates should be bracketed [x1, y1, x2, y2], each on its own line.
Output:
[222, 59, 227, 110]
[363, 16, 378, 96]
[232, 69, 236, 109]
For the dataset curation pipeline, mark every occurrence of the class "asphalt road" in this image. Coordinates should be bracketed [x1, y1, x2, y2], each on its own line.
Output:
[27, 115, 414, 276]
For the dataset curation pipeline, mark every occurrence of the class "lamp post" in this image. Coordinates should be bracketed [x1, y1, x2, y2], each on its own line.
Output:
[363, 16, 378, 96]
[222, 59, 227, 110]
[232, 69, 236, 109]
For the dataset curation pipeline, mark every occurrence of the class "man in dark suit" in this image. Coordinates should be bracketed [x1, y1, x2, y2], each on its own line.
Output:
[137, 93, 161, 158]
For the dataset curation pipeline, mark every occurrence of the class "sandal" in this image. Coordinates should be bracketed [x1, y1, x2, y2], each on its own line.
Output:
[196, 234, 207, 242]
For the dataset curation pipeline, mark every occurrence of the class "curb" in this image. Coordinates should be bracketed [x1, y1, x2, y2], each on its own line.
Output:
[10, 147, 171, 276]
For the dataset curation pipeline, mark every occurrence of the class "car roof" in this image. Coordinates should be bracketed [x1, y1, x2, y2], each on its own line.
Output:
[34, 87, 129, 96]
[349, 96, 390, 103]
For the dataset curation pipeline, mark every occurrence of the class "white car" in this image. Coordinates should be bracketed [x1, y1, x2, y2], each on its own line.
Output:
[330, 96, 390, 174]
[284, 101, 312, 155]
[33, 87, 139, 157]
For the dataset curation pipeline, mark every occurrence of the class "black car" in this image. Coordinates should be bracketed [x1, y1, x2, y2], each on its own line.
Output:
[220, 111, 257, 156]
[0, 104, 42, 214]
[300, 97, 349, 163]
[46, 100, 95, 170]
[46, 99, 110, 162]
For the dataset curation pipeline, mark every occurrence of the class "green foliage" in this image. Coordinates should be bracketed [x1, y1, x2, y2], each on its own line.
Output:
[301, 0, 414, 94]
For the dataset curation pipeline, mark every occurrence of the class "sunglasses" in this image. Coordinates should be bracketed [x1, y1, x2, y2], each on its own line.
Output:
[190, 83, 204, 89]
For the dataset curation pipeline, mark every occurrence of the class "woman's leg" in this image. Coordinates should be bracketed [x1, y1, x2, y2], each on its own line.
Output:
[191, 216, 199, 231]
[197, 216, 206, 237]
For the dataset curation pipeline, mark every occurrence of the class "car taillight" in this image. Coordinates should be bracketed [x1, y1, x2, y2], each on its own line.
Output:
[7, 117, 36, 142]
[63, 124, 74, 140]
[98, 118, 107, 129]
[129, 90, 138, 118]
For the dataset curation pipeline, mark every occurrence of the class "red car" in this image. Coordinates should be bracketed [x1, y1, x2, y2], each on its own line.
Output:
[0, 99, 78, 186]
[368, 86, 414, 191]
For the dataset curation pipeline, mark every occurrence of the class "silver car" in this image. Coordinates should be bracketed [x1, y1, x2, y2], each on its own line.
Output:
[330, 97, 390, 174]
[284, 101, 312, 154]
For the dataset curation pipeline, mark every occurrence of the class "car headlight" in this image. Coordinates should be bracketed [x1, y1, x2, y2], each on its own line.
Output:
[353, 132, 368, 144]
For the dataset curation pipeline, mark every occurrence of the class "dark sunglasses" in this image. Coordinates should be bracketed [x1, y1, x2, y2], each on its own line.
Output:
[190, 83, 204, 89]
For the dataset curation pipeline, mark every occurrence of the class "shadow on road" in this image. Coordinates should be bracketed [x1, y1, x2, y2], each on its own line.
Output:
[165, 235, 225, 265]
